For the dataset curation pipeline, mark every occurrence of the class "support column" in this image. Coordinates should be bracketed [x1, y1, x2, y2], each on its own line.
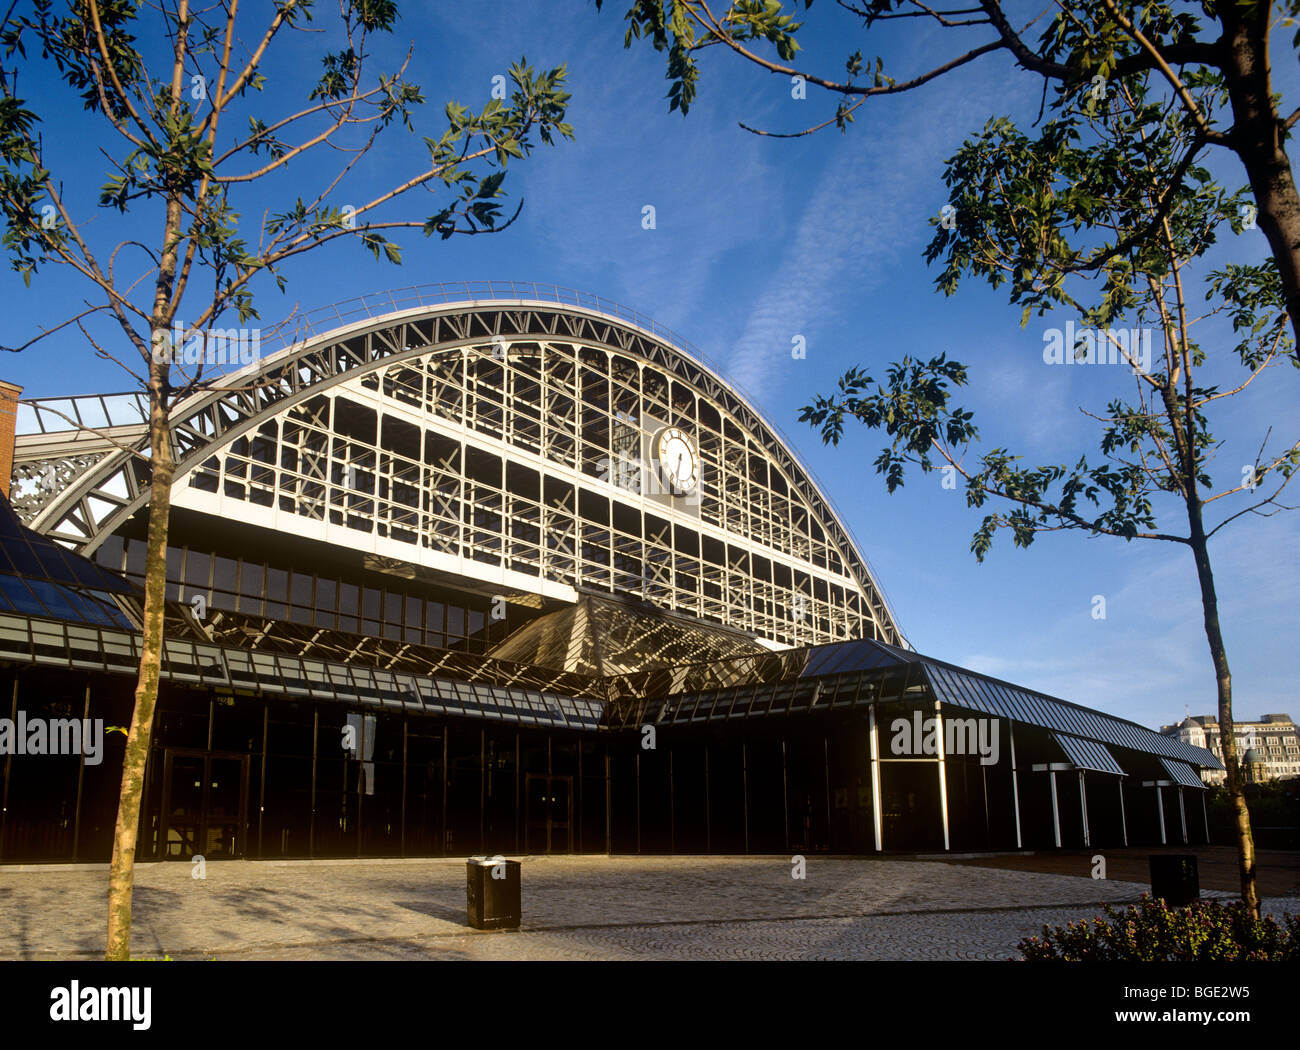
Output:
[781, 738, 790, 852]
[741, 739, 750, 854]
[1155, 784, 1166, 845]
[1118, 779, 1128, 846]
[704, 743, 711, 852]
[72, 683, 89, 862]
[823, 736, 833, 849]
[310, 708, 319, 858]
[1201, 790, 1209, 845]
[400, 719, 408, 858]
[355, 714, 365, 857]
[0, 678, 16, 862]
[1078, 771, 1090, 849]
[868, 707, 882, 852]
[935, 700, 950, 851]
[603, 748, 611, 855]
[440, 728, 448, 856]
[1009, 722, 1023, 849]
[669, 748, 675, 853]
[981, 763, 991, 847]
[259, 703, 268, 859]
[1177, 786, 1188, 845]
[1049, 770, 1061, 849]
[635, 751, 641, 854]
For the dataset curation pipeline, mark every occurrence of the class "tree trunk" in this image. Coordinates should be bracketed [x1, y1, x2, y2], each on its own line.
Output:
[105, 367, 174, 960]
[1219, 4, 1300, 365]
[104, 0, 188, 941]
[1185, 497, 1259, 919]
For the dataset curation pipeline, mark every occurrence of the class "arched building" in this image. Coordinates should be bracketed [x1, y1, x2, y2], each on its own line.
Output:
[0, 285, 1220, 862]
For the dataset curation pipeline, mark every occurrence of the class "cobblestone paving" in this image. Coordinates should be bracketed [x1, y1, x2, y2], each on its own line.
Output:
[2, 855, 1295, 961]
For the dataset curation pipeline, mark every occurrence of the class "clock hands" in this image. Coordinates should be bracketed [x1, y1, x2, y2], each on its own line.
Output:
[659, 430, 695, 493]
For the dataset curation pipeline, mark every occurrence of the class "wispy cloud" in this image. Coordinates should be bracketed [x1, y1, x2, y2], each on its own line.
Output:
[721, 83, 1009, 401]
[723, 150, 886, 399]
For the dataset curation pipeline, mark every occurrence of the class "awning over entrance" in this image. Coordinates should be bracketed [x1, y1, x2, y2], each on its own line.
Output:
[1052, 731, 1125, 775]
[918, 661, 1218, 769]
[1160, 756, 1209, 789]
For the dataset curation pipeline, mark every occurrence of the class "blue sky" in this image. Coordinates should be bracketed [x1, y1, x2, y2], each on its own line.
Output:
[3, 1, 1296, 731]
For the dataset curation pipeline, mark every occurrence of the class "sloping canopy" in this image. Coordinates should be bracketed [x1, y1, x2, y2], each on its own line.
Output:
[1053, 732, 1126, 775]
[0, 609, 604, 730]
[607, 633, 1222, 774]
[489, 594, 767, 678]
[0, 491, 134, 628]
[0, 492, 134, 594]
[800, 638, 907, 678]
[920, 660, 1221, 770]
[1160, 756, 1209, 789]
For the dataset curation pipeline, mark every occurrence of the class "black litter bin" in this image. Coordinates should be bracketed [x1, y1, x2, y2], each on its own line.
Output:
[1149, 854, 1199, 907]
[466, 856, 521, 930]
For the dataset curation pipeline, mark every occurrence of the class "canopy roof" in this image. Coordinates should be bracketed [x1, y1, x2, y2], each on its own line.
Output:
[606, 634, 1223, 771]
[0, 492, 134, 628]
[488, 593, 767, 678]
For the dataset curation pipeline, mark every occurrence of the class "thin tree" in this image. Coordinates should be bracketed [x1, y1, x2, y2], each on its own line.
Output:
[0, 0, 572, 959]
[799, 69, 1298, 918]
[598, 0, 1300, 361]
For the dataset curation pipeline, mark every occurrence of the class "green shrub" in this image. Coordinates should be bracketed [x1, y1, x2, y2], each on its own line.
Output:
[1018, 895, 1300, 961]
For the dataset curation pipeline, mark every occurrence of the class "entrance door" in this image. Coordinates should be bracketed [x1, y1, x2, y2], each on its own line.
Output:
[161, 749, 249, 859]
[525, 774, 572, 853]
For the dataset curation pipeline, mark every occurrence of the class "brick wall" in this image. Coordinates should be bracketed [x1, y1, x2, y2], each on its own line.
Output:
[0, 380, 22, 498]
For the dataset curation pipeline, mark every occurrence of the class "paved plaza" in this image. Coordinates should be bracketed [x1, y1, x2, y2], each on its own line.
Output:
[2, 853, 1296, 961]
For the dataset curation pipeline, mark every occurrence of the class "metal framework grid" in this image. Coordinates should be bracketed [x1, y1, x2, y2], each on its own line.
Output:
[0, 611, 604, 729]
[14, 300, 902, 650]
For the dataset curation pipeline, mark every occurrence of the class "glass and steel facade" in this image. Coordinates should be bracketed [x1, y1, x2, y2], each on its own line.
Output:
[15, 291, 900, 650]
[0, 289, 1222, 863]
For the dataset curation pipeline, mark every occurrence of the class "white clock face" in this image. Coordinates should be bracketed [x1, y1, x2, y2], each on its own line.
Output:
[656, 427, 698, 494]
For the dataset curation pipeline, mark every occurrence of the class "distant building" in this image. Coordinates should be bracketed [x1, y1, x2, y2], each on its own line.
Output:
[1161, 714, 1300, 784]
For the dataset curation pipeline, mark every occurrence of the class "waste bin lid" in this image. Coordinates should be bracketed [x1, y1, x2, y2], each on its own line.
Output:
[468, 855, 510, 866]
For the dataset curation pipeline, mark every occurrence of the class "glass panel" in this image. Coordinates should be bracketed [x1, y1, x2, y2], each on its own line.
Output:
[1017, 691, 1044, 726]
[971, 678, 1003, 719]
[930, 665, 959, 706]
[951, 672, 987, 714]
[266, 567, 288, 602]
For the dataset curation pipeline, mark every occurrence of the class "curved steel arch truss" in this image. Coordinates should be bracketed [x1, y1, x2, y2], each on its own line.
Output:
[18, 300, 903, 648]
